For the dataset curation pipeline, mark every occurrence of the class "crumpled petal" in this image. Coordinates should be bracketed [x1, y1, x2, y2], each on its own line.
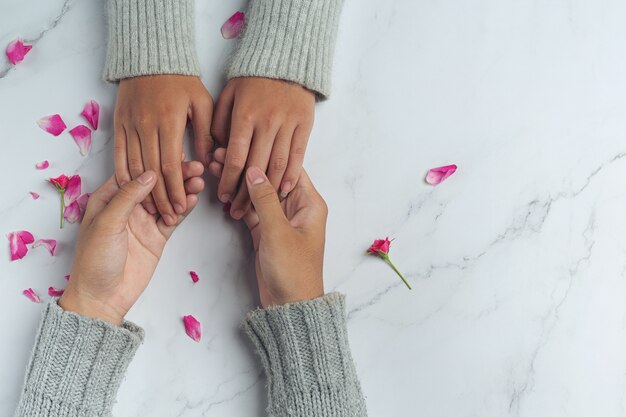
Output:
[69, 125, 92, 156]
[64, 274, 70, 281]
[37, 114, 66, 136]
[23, 288, 41, 303]
[221, 11, 245, 39]
[35, 160, 49, 170]
[48, 287, 65, 297]
[64, 175, 82, 205]
[8, 230, 34, 261]
[6, 39, 32, 65]
[63, 201, 82, 224]
[33, 239, 57, 256]
[81, 100, 100, 130]
[190, 271, 199, 283]
[183, 315, 201, 342]
[368, 237, 391, 255]
[49, 174, 69, 190]
[30, 192, 40, 200]
[425, 164, 458, 185]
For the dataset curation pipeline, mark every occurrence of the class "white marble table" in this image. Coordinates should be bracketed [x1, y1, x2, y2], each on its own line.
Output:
[2, 0, 626, 416]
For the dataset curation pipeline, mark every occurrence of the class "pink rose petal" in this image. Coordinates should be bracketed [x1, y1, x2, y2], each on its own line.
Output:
[64, 274, 70, 281]
[63, 201, 82, 224]
[64, 175, 82, 206]
[81, 100, 100, 130]
[35, 160, 50, 170]
[30, 192, 40, 200]
[48, 286, 65, 297]
[76, 193, 90, 211]
[69, 125, 92, 156]
[33, 239, 57, 256]
[23, 288, 41, 303]
[221, 11, 245, 39]
[183, 315, 201, 342]
[37, 114, 66, 136]
[425, 164, 458, 185]
[8, 230, 34, 261]
[6, 39, 32, 65]
[18, 231, 35, 244]
[190, 271, 199, 283]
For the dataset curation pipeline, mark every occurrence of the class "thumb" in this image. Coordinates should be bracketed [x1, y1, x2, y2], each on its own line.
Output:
[246, 167, 287, 231]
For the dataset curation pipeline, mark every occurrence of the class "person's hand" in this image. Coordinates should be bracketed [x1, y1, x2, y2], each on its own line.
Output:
[59, 161, 205, 325]
[209, 77, 315, 220]
[242, 166, 327, 307]
[114, 75, 213, 226]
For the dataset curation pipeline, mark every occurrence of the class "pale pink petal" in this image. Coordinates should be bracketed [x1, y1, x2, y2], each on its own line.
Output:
[23, 288, 41, 303]
[183, 315, 201, 342]
[190, 271, 199, 283]
[30, 192, 40, 200]
[33, 239, 57, 256]
[64, 175, 82, 205]
[37, 114, 66, 136]
[81, 100, 100, 130]
[64, 274, 70, 281]
[6, 39, 32, 65]
[63, 201, 82, 224]
[17, 231, 35, 244]
[35, 160, 50, 170]
[425, 164, 458, 185]
[221, 11, 245, 39]
[69, 125, 92, 156]
[48, 286, 65, 297]
[76, 193, 90, 211]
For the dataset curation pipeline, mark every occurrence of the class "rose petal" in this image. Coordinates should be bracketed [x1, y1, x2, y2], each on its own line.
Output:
[76, 193, 90, 211]
[8, 231, 33, 261]
[368, 237, 391, 255]
[30, 192, 40, 200]
[183, 315, 201, 342]
[49, 174, 69, 190]
[35, 160, 49, 170]
[69, 125, 92, 156]
[81, 100, 100, 130]
[37, 114, 66, 136]
[425, 164, 458, 185]
[23, 288, 41, 303]
[64, 274, 70, 281]
[33, 239, 57, 256]
[18, 231, 35, 244]
[48, 287, 65, 297]
[190, 271, 199, 283]
[221, 11, 245, 39]
[6, 39, 32, 65]
[63, 201, 82, 224]
[64, 175, 82, 205]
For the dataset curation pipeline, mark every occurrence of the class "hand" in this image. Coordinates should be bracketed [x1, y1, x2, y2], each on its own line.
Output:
[242, 166, 327, 307]
[209, 77, 315, 220]
[59, 161, 205, 325]
[114, 75, 213, 226]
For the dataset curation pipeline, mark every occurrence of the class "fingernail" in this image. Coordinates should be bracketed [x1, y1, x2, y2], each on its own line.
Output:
[137, 171, 155, 185]
[174, 203, 185, 214]
[145, 202, 157, 214]
[163, 215, 174, 226]
[247, 167, 265, 185]
[281, 181, 292, 194]
[232, 209, 244, 219]
[280, 190, 289, 199]
[219, 194, 230, 203]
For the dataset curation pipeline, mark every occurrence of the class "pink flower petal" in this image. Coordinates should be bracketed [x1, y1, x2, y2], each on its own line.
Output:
[183, 315, 201, 342]
[81, 100, 100, 130]
[37, 114, 66, 136]
[6, 39, 32, 65]
[18, 231, 35, 244]
[9, 232, 30, 261]
[425, 164, 458, 185]
[69, 125, 92, 156]
[76, 193, 90, 211]
[23, 288, 41, 303]
[30, 192, 40, 200]
[48, 286, 65, 297]
[33, 239, 57, 256]
[64, 274, 70, 281]
[64, 175, 82, 205]
[35, 160, 50, 170]
[221, 11, 245, 39]
[63, 201, 82, 224]
[190, 271, 199, 283]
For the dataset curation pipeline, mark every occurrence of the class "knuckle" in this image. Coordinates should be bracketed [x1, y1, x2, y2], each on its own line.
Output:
[161, 160, 180, 176]
[291, 146, 306, 158]
[128, 158, 144, 174]
[271, 157, 288, 172]
[134, 113, 153, 130]
[225, 154, 246, 171]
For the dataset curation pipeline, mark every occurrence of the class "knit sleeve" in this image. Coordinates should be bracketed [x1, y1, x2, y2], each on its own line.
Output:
[103, 0, 200, 82]
[14, 300, 143, 417]
[227, 0, 345, 99]
[243, 292, 368, 417]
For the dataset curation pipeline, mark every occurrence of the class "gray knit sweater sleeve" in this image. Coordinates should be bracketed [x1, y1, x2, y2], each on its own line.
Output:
[14, 300, 143, 417]
[243, 292, 368, 417]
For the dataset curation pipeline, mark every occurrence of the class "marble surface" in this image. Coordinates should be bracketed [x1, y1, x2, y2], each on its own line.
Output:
[2, 0, 626, 416]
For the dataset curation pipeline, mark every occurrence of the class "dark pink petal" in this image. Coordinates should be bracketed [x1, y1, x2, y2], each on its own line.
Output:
[81, 100, 100, 130]
[33, 239, 57, 256]
[9, 232, 30, 261]
[6, 39, 32, 65]
[30, 192, 40, 200]
[35, 160, 49, 170]
[69, 125, 92, 156]
[183, 315, 201, 342]
[23, 288, 41, 303]
[63, 201, 82, 224]
[64, 274, 70, 281]
[76, 193, 90, 211]
[425, 164, 458, 185]
[48, 287, 65, 297]
[190, 271, 199, 283]
[64, 175, 82, 205]
[221, 11, 245, 39]
[18, 231, 35, 244]
[37, 114, 66, 136]
[49, 174, 70, 190]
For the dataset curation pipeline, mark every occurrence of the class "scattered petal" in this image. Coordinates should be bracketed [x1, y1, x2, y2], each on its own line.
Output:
[221, 11, 245, 39]
[49, 174, 70, 190]
[35, 160, 50, 170]
[368, 237, 391, 255]
[64, 274, 70, 281]
[64, 175, 82, 205]
[190, 271, 199, 283]
[18, 231, 35, 244]
[48, 287, 65, 297]
[37, 114, 66, 136]
[33, 239, 57, 256]
[69, 125, 92, 156]
[63, 201, 82, 224]
[8, 230, 34, 261]
[222, 201, 232, 213]
[6, 39, 32, 65]
[183, 315, 201, 342]
[30, 192, 40, 200]
[425, 164, 457, 185]
[23, 288, 41, 303]
[81, 100, 100, 130]
[76, 193, 90, 211]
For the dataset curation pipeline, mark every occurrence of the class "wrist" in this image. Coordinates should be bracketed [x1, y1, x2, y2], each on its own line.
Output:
[59, 289, 125, 326]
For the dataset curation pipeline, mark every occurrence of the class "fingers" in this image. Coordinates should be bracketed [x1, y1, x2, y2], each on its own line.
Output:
[246, 166, 288, 232]
[156, 193, 199, 239]
[208, 147, 226, 178]
[280, 123, 312, 198]
[140, 129, 177, 226]
[191, 95, 214, 165]
[128, 128, 157, 215]
[217, 115, 253, 203]
[114, 122, 131, 186]
[159, 121, 187, 215]
[267, 127, 293, 191]
[211, 84, 235, 147]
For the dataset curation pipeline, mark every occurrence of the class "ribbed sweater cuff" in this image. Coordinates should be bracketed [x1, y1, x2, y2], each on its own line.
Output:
[14, 300, 144, 417]
[104, 0, 200, 82]
[227, 0, 344, 99]
[243, 293, 367, 417]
